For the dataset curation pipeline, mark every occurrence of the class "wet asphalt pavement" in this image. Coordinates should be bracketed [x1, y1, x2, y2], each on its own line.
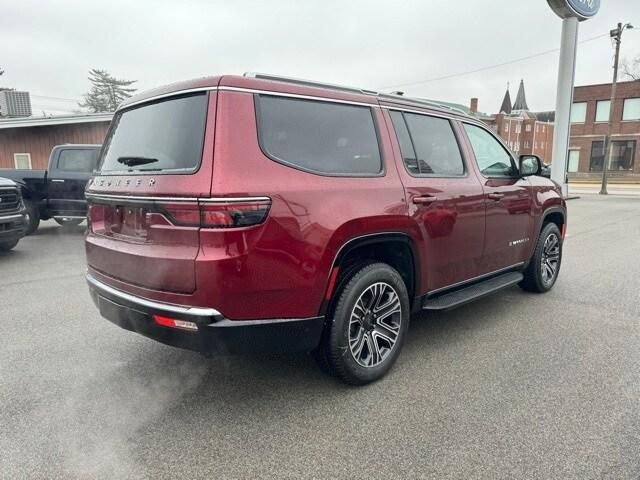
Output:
[1, 195, 639, 479]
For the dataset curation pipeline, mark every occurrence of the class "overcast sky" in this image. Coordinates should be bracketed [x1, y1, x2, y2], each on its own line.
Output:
[2, 0, 639, 116]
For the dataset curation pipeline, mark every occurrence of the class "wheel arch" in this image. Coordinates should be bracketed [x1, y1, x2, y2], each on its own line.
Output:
[319, 232, 420, 317]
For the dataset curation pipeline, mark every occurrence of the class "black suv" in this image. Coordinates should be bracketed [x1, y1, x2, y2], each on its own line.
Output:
[0, 178, 27, 252]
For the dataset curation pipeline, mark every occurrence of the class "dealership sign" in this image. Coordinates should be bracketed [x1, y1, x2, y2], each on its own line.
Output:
[547, 0, 600, 21]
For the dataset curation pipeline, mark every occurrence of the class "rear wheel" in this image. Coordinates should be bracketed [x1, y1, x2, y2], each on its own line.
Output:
[520, 222, 562, 293]
[23, 201, 40, 235]
[318, 262, 410, 385]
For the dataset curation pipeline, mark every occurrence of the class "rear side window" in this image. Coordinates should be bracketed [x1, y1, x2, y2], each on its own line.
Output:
[57, 149, 99, 173]
[256, 95, 382, 175]
[390, 111, 464, 176]
[99, 93, 208, 174]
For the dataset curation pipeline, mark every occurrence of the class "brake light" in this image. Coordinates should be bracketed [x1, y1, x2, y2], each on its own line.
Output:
[156, 198, 271, 228]
[87, 203, 106, 232]
[153, 314, 198, 331]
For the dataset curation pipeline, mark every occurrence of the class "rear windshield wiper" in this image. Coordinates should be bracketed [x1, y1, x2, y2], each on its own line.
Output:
[116, 156, 159, 167]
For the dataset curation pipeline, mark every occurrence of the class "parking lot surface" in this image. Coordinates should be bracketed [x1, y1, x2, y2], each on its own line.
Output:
[1, 195, 639, 479]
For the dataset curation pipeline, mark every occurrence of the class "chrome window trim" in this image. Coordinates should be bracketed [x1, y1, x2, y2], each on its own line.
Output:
[221, 86, 380, 108]
[85, 192, 270, 204]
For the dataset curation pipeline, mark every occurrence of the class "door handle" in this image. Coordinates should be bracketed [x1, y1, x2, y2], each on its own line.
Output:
[412, 195, 437, 205]
[51, 179, 65, 183]
[487, 193, 504, 200]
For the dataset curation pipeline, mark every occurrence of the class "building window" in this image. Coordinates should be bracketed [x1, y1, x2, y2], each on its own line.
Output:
[515, 123, 521, 133]
[524, 141, 530, 148]
[542, 125, 545, 132]
[568, 150, 580, 172]
[525, 124, 531, 132]
[14, 153, 31, 169]
[534, 141, 538, 149]
[570, 102, 587, 123]
[504, 123, 509, 133]
[595, 100, 611, 122]
[622, 98, 640, 121]
[590, 140, 636, 171]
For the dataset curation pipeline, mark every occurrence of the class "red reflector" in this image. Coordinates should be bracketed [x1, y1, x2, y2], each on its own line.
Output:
[325, 266, 340, 301]
[561, 223, 567, 239]
[152, 314, 198, 331]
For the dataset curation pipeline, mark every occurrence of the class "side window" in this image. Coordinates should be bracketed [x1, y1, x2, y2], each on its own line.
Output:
[389, 111, 464, 176]
[58, 149, 99, 173]
[256, 95, 382, 175]
[389, 111, 418, 174]
[463, 123, 516, 178]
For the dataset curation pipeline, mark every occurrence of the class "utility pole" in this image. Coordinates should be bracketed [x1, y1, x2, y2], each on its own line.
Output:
[600, 22, 634, 194]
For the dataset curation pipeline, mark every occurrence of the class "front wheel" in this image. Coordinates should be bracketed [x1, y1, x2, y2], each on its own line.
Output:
[0, 239, 19, 252]
[520, 222, 562, 293]
[319, 262, 410, 385]
[23, 201, 40, 235]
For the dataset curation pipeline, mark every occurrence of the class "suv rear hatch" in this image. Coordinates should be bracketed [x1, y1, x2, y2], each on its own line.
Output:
[86, 91, 214, 294]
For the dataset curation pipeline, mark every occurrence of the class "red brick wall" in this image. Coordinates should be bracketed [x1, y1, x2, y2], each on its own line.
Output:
[569, 80, 640, 176]
[0, 122, 110, 170]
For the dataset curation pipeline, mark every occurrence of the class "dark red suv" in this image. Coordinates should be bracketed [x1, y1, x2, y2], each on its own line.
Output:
[86, 73, 566, 385]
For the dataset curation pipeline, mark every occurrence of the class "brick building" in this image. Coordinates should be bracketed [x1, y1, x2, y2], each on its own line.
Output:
[483, 80, 555, 163]
[0, 114, 112, 170]
[568, 80, 640, 179]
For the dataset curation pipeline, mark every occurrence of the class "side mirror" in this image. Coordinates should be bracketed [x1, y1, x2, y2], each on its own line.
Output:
[519, 154, 542, 177]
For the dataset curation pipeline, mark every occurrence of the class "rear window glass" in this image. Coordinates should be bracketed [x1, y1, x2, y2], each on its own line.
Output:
[98, 93, 208, 174]
[398, 112, 464, 176]
[58, 149, 99, 173]
[256, 95, 382, 175]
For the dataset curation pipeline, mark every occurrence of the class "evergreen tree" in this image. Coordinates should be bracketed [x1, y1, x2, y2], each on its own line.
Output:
[79, 69, 137, 112]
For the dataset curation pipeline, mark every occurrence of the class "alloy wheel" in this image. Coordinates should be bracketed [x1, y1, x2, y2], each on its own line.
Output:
[541, 233, 560, 285]
[348, 282, 402, 368]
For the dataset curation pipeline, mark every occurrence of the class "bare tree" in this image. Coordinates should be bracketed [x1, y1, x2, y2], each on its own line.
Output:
[622, 55, 640, 80]
[79, 69, 137, 112]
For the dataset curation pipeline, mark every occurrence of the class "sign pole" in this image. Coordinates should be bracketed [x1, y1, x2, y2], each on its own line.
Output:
[547, 0, 600, 198]
[550, 16, 579, 198]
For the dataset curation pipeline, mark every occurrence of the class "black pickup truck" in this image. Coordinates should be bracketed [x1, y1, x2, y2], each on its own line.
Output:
[0, 177, 27, 251]
[1, 144, 101, 233]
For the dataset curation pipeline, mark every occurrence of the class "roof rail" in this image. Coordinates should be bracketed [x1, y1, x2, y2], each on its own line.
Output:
[378, 93, 470, 116]
[243, 72, 471, 117]
[243, 72, 379, 96]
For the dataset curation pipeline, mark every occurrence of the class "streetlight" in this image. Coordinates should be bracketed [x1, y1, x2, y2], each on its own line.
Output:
[600, 22, 634, 195]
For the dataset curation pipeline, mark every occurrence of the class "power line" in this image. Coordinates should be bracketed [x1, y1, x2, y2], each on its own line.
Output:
[31, 94, 78, 103]
[378, 32, 611, 90]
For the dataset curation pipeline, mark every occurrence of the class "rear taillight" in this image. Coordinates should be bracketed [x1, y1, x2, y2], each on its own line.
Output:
[156, 198, 271, 228]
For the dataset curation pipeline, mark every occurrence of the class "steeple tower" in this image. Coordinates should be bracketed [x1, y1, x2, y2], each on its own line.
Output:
[512, 79, 529, 111]
[499, 83, 512, 114]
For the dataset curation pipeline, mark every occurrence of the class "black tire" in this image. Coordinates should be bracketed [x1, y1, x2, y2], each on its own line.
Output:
[54, 218, 84, 228]
[0, 239, 19, 252]
[520, 222, 562, 293]
[23, 201, 40, 235]
[321, 262, 410, 385]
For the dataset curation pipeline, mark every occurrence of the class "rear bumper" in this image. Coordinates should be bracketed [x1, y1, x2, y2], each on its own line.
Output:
[86, 272, 325, 354]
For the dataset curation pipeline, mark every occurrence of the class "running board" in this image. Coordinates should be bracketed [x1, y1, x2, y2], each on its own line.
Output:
[422, 271, 524, 311]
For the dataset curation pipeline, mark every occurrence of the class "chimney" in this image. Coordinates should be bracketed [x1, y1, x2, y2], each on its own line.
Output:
[470, 97, 478, 114]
